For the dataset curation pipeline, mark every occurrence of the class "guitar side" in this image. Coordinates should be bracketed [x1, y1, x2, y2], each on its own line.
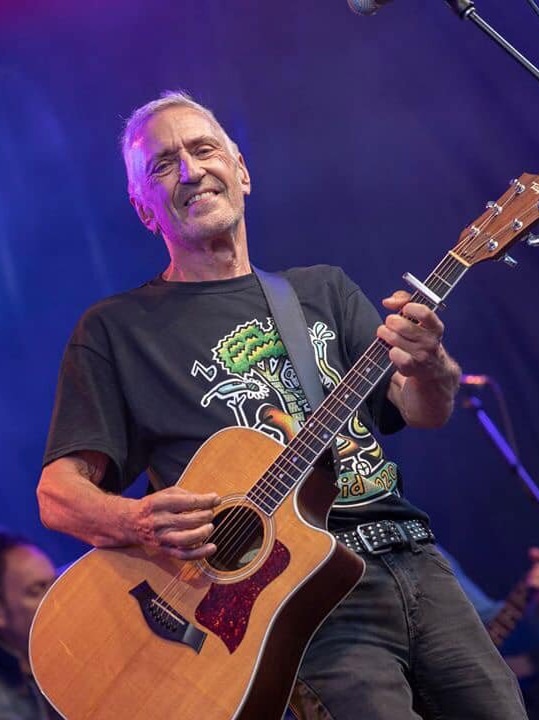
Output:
[30, 426, 364, 720]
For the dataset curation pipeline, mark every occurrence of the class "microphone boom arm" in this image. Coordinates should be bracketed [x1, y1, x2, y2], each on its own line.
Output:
[463, 394, 539, 504]
[445, 0, 539, 83]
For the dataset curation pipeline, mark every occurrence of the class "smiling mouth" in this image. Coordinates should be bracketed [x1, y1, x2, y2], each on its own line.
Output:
[185, 191, 219, 207]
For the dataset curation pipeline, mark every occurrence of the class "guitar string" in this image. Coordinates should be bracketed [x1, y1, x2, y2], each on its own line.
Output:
[155, 188, 536, 616]
[157, 193, 503, 593]
[154, 186, 536, 613]
[192, 185, 537, 575]
[156, 188, 534, 612]
[155, 185, 534, 612]
[155, 258, 472, 612]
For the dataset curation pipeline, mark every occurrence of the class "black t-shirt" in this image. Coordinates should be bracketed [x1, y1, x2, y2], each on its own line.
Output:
[44, 265, 428, 528]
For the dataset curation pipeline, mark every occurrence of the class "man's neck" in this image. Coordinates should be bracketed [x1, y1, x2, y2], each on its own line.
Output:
[163, 230, 251, 282]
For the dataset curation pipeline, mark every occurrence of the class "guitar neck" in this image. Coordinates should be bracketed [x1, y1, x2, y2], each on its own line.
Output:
[248, 252, 469, 515]
[486, 578, 530, 648]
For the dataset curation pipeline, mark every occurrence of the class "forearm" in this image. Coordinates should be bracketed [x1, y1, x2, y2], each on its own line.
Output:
[37, 455, 140, 548]
[388, 346, 461, 428]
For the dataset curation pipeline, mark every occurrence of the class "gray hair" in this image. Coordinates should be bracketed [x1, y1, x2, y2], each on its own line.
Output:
[121, 90, 236, 199]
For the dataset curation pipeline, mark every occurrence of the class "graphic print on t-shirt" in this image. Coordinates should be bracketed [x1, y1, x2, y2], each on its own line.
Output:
[192, 317, 398, 506]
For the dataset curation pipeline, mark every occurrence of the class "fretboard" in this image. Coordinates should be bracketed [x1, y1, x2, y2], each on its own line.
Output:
[247, 252, 468, 516]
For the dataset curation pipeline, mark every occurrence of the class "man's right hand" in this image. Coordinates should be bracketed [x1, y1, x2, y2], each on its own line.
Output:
[134, 486, 221, 560]
[37, 452, 220, 560]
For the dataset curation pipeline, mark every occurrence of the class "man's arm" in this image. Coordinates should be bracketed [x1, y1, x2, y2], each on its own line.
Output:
[377, 290, 461, 428]
[37, 451, 220, 560]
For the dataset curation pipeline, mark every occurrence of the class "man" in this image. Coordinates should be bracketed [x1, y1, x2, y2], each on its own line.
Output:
[36, 91, 527, 719]
[0, 530, 60, 719]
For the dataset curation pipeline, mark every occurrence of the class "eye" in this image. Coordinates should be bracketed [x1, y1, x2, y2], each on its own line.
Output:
[152, 159, 174, 175]
[195, 145, 215, 158]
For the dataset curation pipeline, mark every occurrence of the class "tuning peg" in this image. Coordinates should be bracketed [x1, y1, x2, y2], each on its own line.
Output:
[510, 178, 525, 194]
[486, 201, 502, 215]
[502, 254, 518, 268]
[526, 233, 539, 247]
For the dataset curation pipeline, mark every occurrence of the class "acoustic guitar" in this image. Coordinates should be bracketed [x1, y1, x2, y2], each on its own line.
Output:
[30, 173, 539, 719]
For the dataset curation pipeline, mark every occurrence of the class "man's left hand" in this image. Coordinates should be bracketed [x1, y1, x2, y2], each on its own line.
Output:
[379, 290, 461, 428]
[377, 290, 446, 381]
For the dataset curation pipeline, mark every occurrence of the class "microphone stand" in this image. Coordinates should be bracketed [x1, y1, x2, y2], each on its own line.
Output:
[445, 0, 539, 83]
[462, 394, 539, 504]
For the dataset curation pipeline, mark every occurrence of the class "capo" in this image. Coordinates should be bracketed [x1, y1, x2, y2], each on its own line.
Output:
[402, 272, 446, 310]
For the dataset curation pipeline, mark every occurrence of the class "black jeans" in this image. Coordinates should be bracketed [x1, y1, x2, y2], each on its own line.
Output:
[295, 543, 527, 719]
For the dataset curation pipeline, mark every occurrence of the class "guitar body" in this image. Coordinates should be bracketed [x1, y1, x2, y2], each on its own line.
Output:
[30, 427, 365, 720]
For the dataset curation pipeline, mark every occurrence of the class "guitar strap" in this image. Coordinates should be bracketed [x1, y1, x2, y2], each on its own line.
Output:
[253, 266, 341, 477]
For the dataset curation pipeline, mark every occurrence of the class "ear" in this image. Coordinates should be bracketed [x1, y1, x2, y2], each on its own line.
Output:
[237, 154, 251, 196]
[130, 195, 159, 234]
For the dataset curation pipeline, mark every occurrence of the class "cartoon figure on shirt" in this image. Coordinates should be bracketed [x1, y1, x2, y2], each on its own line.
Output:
[208, 317, 310, 422]
[192, 318, 398, 505]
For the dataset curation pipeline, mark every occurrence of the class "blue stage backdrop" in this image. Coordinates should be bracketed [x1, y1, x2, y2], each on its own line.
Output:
[0, 0, 538, 598]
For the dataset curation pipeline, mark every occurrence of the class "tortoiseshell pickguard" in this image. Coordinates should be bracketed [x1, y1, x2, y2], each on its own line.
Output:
[194, 540, 290, 653]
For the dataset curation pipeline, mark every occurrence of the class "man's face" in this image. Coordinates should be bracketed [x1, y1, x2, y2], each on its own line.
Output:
[0, 545, 56, 657]
[128, 106, 251, 248]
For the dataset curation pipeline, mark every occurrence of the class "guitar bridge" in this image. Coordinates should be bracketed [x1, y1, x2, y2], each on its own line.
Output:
[129, 580, 206, 652]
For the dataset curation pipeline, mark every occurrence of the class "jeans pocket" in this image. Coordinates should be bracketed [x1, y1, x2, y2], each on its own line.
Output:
[421, 544, 456, 575]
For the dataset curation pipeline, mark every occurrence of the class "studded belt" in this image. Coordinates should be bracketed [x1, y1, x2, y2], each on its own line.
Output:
[334, 519, 435, 555]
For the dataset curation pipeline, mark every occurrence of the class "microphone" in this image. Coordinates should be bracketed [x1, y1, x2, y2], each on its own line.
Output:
[459, 374, 491, 387]
[347, 0, 392, 15]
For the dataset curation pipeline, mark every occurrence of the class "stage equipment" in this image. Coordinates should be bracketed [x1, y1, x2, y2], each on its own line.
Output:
[347, 0, 539, 84]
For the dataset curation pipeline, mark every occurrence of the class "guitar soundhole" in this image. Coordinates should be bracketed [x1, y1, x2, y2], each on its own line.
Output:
[207, 505, 264, 572]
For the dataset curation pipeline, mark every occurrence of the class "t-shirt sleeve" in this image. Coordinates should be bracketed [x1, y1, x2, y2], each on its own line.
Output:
[342, 272, 405, 434]
[43, 314, 129, 493]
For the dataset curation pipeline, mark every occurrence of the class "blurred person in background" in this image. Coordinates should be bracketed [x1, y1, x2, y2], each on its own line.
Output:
[0, 530, 60, 719]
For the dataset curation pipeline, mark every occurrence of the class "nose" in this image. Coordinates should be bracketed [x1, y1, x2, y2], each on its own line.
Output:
[179, 154, 205, 184]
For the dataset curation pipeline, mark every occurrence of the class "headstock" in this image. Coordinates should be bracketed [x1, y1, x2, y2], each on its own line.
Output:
[451, 172, 539, 266]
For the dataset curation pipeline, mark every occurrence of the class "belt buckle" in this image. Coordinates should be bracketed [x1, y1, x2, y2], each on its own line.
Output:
[356, 523, 394, 555]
